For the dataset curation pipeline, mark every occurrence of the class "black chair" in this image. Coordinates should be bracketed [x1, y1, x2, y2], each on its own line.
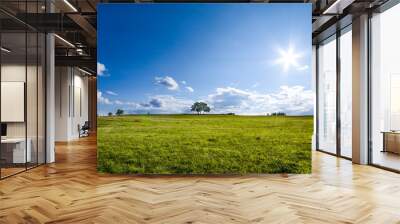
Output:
[79, 121, 90, 138]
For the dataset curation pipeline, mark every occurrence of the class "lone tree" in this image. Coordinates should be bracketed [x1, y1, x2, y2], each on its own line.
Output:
[108, 112, 113, 116]
[271, 112, 286, 116]
[203, 106, 210, 113]
[191, 102, 211, 115]
[116, 109, 124, 116]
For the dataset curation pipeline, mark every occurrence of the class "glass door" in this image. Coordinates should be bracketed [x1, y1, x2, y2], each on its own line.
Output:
[317, 35, 337, 154]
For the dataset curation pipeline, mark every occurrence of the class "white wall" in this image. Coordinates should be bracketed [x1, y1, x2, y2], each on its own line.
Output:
[55, 67, 89, 141]
[71, 73, 89, 138]
[55, 67, 70, 141]
[370, 4, 400, 163]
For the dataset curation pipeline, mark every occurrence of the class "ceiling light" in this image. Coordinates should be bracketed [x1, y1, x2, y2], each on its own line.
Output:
[323, 0, 355, 15]
[76, 48, 85, 55]
[63, 0, 78, 12]
[78, 67, 94, 76]
[1, 47, 11, 53]
[54, 34, 75, 48]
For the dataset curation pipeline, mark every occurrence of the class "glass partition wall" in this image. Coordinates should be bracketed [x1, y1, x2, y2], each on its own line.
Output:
[339, 27, 352, 158]
[316, 26, 352, 159]
[0, 4, 46, 179]
[317, 35, 337, 155]
[370, 3, 400, 171]
[0, 31, 27, 177]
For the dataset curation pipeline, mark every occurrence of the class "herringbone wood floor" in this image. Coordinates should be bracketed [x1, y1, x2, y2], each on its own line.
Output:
[1, 136, 400, 224]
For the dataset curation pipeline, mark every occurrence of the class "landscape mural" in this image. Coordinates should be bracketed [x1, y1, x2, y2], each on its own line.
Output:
[97, 3, 313, 174]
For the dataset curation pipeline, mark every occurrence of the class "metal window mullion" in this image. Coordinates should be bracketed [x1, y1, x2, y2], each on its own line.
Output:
[36, 0, 39, 167]
[69, 68, 71, 118]
[25, 0, 28, 171]
[44, 32, 47, 165]
[81, 87, 82, 117]
[0, 24, 2, 179]
[36, 29, 39, 167]
[316, 44, 320, 151]
[44, 0, 49, 165]
[367, 11, 373, 165]
[59, 69, 62, 117]
[336, 30, 341, 157]
[73, 68, 75, 118]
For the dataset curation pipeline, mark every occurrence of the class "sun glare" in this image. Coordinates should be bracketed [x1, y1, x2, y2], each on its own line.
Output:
[275, 45, 302, 72]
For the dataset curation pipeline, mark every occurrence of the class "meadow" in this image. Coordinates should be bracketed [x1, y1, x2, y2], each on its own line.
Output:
[97, 115, 313, 174]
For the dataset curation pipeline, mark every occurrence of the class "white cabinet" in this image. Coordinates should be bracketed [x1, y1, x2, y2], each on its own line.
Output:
[1, 138, 32, 163]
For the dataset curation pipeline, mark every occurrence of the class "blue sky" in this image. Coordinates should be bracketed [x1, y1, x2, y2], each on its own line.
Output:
[98, 3, 313, 115]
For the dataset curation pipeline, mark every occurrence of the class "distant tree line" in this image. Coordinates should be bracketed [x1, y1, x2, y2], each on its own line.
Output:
[268, 112, 286, 116]
[108, 109, 124, 116]
[106, 107, 287, 117]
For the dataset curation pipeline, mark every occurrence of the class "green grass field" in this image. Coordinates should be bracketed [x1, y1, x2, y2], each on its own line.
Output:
[97, 115, 313, 174]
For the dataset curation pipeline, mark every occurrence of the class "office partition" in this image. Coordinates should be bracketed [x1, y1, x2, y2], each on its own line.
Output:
[0, 1, 47, 179]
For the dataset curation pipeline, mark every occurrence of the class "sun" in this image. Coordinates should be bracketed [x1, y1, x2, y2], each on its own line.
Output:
[275, 45, 302, 72]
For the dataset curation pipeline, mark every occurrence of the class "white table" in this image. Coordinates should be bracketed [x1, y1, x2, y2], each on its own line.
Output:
[1, 138, 31, 163]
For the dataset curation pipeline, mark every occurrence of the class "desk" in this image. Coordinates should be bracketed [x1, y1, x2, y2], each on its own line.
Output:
[1, 138, 31, 163]
[382, 131, 400, 154]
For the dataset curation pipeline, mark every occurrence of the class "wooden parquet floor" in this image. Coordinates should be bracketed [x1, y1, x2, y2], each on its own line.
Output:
[1, 136, 400, 223]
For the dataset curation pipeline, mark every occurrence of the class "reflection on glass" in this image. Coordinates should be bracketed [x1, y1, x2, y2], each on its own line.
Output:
[38, 33, 46, 165]
[1, 32, 27, 177]
[371, 3, 400, 171]
[27, 31, 38, 169]
[390, 75, 400, 130]
[340, 29, 352, 158]
[0, 1, 47, 179]
[318, 36, 337, 154]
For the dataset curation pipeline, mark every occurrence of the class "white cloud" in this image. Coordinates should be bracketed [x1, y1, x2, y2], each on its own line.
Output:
[155, 76, 179, 90]
[206, 86, 313, 115]
[186, 86, 194, 92]
[297, 65, 309, 71]
[97, 62, 109, 77]
[181, 80, 194, 92]
[106, 90, 118, 96]
[114, 100, 124, 105]
[98, 86, 313, 115]
[252, 83, 260, 88]
[97, 91, 112, 105]
[128, 95, 193, 114]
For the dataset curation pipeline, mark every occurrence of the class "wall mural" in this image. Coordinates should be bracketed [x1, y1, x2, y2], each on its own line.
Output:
[97, 3, 313, 174]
